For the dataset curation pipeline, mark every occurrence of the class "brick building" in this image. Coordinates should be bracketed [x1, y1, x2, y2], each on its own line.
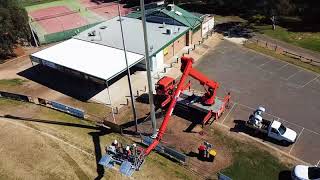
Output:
[127, 3, 204, 61]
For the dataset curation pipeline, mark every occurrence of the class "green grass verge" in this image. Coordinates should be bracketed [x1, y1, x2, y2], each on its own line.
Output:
[254, 25, 320, 53]
[212, 129, 291, 180]
[244, 42, 320, 74]
[222, 149, 288, 180]
[0, 78, 27, 87]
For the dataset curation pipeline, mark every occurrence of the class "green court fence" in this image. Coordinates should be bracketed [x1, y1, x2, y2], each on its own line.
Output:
[39, 21, 103, 45]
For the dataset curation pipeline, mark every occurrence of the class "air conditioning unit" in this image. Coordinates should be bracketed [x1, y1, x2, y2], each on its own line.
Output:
[167, 4, 174, 11]
[88, 30, 96, 37]
[166, 28, 172, 35]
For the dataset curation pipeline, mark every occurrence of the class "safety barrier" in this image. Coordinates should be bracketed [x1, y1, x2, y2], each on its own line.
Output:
[48, 101, 85, 118]
[218, 172, 232, 180]
[246, 38, 320, 67]
[141, 135, 187, 163]
[0, 91, 84, 119]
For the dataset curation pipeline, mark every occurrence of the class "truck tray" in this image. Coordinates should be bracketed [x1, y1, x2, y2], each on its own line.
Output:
[177, 90, 225, 114]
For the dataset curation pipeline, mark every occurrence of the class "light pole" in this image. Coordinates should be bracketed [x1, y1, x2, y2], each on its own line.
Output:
[117, 1, 139, 133]
[139, 0, 157, 137]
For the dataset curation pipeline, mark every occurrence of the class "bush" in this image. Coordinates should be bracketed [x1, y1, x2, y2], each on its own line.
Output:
[249, 14, 267, 24]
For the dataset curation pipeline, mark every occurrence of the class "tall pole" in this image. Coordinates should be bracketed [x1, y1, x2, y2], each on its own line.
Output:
[140, 0, 157, 137]
[117, 2, 138, 133]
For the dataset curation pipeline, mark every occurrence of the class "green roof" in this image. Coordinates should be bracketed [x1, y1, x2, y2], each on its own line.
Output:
[126, 5, 203, 30]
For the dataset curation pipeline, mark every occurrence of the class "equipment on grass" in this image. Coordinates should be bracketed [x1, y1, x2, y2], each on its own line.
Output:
[102, 56, 231, 174]
[99, 140, 145, 176]
[135, 56, 231, 169]
[198, 142, 216, 162]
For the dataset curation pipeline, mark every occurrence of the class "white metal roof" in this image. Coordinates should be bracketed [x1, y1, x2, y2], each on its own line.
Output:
[30, 39, 144, 81]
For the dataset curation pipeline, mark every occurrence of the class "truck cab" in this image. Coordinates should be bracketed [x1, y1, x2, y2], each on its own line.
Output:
[268, 120, 297, 144]
[155, 76, 175, 96]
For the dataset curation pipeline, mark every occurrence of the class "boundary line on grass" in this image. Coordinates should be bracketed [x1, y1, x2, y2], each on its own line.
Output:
[1, 117, 94, 158]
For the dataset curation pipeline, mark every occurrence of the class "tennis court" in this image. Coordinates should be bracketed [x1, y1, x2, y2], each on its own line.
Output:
[26, 0, 132, 44]
[29, 6, 88, 34]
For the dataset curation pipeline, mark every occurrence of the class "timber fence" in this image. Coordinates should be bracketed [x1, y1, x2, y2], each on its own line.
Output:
[245, 38, 320, 67]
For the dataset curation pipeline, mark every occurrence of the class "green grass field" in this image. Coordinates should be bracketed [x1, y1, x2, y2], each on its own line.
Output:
[255, 25, 320, 53]
[212, 129, 292, 180]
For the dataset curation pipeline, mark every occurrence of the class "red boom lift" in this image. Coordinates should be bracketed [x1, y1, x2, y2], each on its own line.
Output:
[135, 56, 231, 168]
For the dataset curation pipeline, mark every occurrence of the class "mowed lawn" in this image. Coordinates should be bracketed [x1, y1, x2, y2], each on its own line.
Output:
[255, 25, 320, 53]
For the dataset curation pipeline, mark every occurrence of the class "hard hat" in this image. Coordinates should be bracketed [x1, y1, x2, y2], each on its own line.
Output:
[257, 106, 265, 112]
[132, 143, 136, 147]
[126, 146, 130, 151]
[254, 114, 262, 121]
[113, 139, 118, 144]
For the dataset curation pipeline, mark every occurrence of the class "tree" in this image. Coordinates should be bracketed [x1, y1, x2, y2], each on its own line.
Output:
[0, 0, 30, 59]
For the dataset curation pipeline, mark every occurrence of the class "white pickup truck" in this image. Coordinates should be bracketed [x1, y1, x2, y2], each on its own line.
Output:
[246, 116, 297, 145]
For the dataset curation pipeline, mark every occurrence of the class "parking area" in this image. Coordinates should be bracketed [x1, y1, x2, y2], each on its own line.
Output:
[191, 40, 320, 165]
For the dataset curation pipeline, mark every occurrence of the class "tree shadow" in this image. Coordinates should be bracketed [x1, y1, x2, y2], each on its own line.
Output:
[88, 127, 112, 180]
[0, 114, 99, 130]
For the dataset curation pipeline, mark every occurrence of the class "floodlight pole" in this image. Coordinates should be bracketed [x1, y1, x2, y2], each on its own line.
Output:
[140, 0, 157, 137]
[117, 2, 138, 133]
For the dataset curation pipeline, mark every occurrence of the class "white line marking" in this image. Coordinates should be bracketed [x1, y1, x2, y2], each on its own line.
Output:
[222, 103, 237, 124]
[303, 128, 320, 136]
[289, 127, 304, 154]
[1, 118, 94, 157]
[276, 64, 288, 71]
[285, 69, 302, 80]
[258, 60, 271, 67]
[301, 75, 320, 88]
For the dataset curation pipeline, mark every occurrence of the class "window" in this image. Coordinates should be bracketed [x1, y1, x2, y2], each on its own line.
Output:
[278, 124, 286, 135]
[271, 128, 278, 134]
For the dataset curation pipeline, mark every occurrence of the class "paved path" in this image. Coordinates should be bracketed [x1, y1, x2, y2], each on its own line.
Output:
[254, 33, 320, 61]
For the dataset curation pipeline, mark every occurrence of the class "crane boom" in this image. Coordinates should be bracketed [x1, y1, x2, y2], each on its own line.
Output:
[144, 56, 194, 155]
[145, 56, 221, 155]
